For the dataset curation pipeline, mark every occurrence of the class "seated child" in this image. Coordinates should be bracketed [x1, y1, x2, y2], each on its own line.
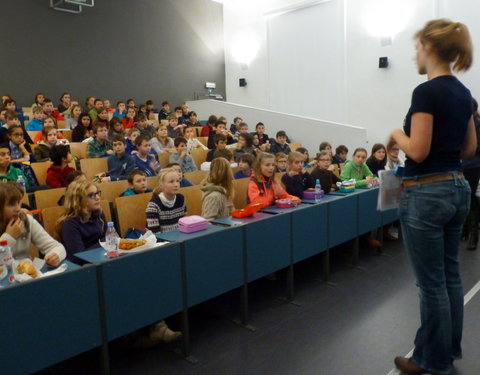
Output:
[385, 141, 403, 170]
[87, 123, 113, 158]
[122, 107, 136, 129]
[65, 104, 82, 130]
[201, 114, 217, 137]
[310, 151, 341, 194]
[72, 112, 94, 143]
[26, 106, 44, 131]
[230, 117, 243, 139]
[318, 141, 333, 156]
[332, 145, 348, 166]
[167, 113, 185, 138]
[200, 157, 235, 221]
[42, 98, 63, 121]
[254, 122, 269, 146]
[296, 147, 315, 168]
[8, 126, 32, 163]
[46, 144, 76, 188]
[233, 133, 255, 162]
[103, 99, 115, 114]
[207, 134, 227, 162]
[146, 168, 186, 233]
[269, 130, 291, 155]
[0, 182, 66, 264]
[34, 126, 69, 162]
[96, 109, 110, 127]
[340, 147, 373, 187]
[159, 101, 171, 120]
[275, 152, 288, 173]
[0, 143, 29, 188]
[32, 115, 65, 144]
[184, 127, 208, 154]
[108, 116, 125, 140]
[366, 143, 387, 177]
[135, 113, 156, 138]
[133, 135, 160, 177]
[101, 135, 136, 182]
[207, 120, 234, 149]
[150, 125, 175, 154]
[58, 180, 106, 261]
[120, 170, 153, 196]
[185, 111, 201, 128]
[169, 137, 198, 173]
[113, 101, 126, 119]
[125, 127, 141, 155]
[234, 153, 255, 179]
[247, 152, 299, 208]
[281, 151, 315, 198]
[167, 163, 193, 187]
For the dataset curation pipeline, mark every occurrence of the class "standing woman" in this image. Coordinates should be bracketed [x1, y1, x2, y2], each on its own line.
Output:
[391, 19, 476, 375]
[461, 98, 480, 250]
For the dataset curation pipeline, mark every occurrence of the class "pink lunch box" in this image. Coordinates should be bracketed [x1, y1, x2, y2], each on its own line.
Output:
[178, 215, 209, 233]
[275, 199, 294, 208]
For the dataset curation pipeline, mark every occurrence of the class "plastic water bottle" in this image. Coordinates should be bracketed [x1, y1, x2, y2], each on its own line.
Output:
[105, 222, 120, 258]
[0, 240, 13, 278]
[16, 175, 26, 191]
[314, 179, 323, 202]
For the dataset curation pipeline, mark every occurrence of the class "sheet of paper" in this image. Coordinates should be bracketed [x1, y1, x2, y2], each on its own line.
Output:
[377, 169, 402, 211]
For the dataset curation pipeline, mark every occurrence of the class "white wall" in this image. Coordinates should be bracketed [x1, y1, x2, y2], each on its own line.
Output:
[223, 0, 480, 146]
[186, 99, 367, 155]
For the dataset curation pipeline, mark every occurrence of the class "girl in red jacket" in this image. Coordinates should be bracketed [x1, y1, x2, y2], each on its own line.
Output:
[248, 152, 300, 208]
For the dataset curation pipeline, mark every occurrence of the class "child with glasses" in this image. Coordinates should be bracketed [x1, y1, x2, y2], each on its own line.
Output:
[385, 140, 403, 171]
[310, 151, 341, 194]
[57, 180, 105, 262]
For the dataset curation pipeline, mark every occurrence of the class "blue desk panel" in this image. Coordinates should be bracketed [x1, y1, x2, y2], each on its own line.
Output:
[246, 213, 290, 282]
[302, 194, 344, 205]
[211, 212, 273, 226]
[184, 225, 244, 307]
[382, 207, 399, 225]
[328, 193, 358, 247]
[101, 243, 183, 341]
[260, 203, 310, 215]
[155, 224, 225, 242]
[1, 265, 102, 375]
[291, 204, 328, 262]
[357, 188, 382, 235]
[74, 247, 110, 264]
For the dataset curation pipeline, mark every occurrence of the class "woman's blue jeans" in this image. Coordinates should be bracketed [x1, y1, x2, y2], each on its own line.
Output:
[399, 173, 470, 375]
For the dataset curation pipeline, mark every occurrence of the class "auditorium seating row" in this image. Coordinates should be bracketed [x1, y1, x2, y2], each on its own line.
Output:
[1, 187, 398, 375]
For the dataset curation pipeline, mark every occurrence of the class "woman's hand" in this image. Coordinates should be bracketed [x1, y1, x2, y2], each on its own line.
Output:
[5, 217, 25, 239]
[44, 252, 60, 267]
[365, 176, 373, 184]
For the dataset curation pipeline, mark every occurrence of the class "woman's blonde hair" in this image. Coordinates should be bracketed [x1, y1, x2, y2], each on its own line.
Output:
[153, 168, 178, 195]
[0, 182, 27, 235]
[252, 152, 275, 183]
[206, 157, 235, 199]
[56, 180, 103, 237]
[415, 19, 473, 72]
